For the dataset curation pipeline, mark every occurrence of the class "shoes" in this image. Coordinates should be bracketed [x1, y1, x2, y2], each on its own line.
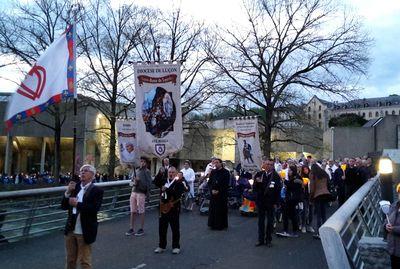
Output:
[313, 234, 321, 240]
[172, 248, 180, 254]
[276, 231, 291, 237]
[134, 229, 144, 236]
[301, 226, 307, 233]
[307, 226, 315, 233]
[125, 228, 134, 236]
[154, 247, 166, 253]
[255, 241, 264, 247]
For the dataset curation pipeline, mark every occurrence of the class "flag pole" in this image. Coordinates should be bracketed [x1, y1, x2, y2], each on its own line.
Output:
[71, 4, 78, 181]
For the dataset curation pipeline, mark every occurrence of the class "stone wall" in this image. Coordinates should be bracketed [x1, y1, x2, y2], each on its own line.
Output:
[358, 237, 390, 269]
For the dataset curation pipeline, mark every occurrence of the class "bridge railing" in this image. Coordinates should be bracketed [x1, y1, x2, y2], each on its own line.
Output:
[319, 175, 384, 269]
[0, 175, 203, 244]
[0, 180, 150, 243]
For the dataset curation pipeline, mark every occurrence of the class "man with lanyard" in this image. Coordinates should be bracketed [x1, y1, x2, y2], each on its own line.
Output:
[253, 158, 282, 247]
[153, 166, 185, 254]
[62, 164, 104, 269]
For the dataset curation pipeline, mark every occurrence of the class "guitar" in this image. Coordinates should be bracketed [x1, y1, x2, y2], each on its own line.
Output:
[160, 198, 181, 214]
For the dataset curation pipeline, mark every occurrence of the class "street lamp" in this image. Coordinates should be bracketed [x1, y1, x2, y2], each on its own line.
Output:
[379, 156, 394, 203]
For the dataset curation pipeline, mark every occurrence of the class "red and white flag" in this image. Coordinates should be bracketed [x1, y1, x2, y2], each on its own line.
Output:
[5, 25, 75, 129]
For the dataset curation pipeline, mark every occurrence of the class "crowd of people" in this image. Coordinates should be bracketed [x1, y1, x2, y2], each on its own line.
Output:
[60, 155, 378, 269]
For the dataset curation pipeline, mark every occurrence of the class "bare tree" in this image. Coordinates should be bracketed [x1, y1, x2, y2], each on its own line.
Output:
[206, 0, 371, 157]
[135, 8, 219, 116]
[78, 0, 147, 177]
[0, 0, 71, 180]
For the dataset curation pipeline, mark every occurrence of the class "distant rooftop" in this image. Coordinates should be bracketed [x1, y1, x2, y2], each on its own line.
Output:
[333, 94, 400, 110]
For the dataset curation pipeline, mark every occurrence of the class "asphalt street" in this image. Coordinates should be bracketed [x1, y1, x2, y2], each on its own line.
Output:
[0, 208, 329, 269]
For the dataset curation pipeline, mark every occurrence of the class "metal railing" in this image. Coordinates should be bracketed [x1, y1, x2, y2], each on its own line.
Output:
[319, 175, 384, 269]
[0, 180, 161, 243]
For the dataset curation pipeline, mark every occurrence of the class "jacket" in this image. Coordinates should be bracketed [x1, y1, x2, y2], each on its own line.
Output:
[309, 174, 330, 200]
[132, 167, 152, 195]
[253, 170, 282, 208]
[385, 202, 400, 257]
[61, 183, 104, 244]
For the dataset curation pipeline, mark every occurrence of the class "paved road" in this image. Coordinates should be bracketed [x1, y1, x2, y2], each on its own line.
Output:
[0, 208, 328, 269]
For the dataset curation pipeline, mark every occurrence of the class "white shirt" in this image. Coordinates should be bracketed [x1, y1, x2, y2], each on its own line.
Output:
[204, 163, 214, 177]
[64, 182, 92, 235]
[181, 167, 196, 196]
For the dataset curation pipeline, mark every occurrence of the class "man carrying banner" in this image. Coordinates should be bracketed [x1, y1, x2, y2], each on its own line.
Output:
[61, 164, 104, 269]
[126, 157, 152, 237]
[208, 158, 230, 230]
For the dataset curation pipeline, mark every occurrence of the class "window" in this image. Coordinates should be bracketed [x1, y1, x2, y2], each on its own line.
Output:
[369, 112, 372, 118]
[385, 111, 389, 115]
[319, 105, 321, 111]
[362, 112, 365, 117]
[318, 122, 321, 128]
[392, 110, 396, 115]
[318, 113, 321, 119]
[308, 107, 311, 112]
[375, 111, 379, 117]
[308, 115, 311, 120]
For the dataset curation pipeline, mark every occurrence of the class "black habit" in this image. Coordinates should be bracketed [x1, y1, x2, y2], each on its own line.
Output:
[208, 167, 230, 230]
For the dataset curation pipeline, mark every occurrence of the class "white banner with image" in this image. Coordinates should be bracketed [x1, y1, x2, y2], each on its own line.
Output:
[116, 119, 138, 165]
[134, 63, 183, 158]
[234, 118, 262, 171]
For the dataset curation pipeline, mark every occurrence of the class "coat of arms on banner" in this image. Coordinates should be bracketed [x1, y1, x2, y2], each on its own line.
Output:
[155, 144, 166, 156]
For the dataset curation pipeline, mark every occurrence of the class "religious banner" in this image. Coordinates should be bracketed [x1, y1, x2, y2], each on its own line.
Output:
[116, 119, 138, 165]
[234, 117, 262, 171]
[134, 63, 183, 158]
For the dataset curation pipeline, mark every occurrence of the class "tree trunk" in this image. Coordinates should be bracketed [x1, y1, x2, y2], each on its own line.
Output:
[263, 110, 273, 158]
[53, 104, 61, 183]
[108, 115, 116, 179]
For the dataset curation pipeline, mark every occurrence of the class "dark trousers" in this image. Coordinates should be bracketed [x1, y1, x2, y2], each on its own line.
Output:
[283, 201, 298, 233]
[159, 210, 180, 249]
[257, 205, 274, 243]
[301, 199, 313, 227]
[391, 255, 400, 269]
[314, 198, 327, 231]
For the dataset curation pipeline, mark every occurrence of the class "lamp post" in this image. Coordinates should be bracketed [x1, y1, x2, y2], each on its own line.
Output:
[379, 156, 394, 203]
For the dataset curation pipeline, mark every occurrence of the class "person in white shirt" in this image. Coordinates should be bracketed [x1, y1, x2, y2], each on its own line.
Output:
[61, 164, 104, 269]
[181, 160, 196, 197]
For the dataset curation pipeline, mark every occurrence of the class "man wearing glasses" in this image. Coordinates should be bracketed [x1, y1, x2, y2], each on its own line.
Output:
[61, 164, 104, 269]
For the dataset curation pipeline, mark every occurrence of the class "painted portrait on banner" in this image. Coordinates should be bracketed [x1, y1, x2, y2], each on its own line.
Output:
[234, 118, 262, 172]
[134, 63, 183, 158]
[116, 119, 138, 165]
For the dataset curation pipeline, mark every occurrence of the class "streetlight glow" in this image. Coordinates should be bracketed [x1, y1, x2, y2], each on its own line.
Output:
[379, 157, 393, 174]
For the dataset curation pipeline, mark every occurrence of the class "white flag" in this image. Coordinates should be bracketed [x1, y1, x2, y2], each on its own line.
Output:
[5, 25, 75, 129]
[134, 63, 183, 158]
[234, 118, 262, 172]
[116, 119, 138, 165]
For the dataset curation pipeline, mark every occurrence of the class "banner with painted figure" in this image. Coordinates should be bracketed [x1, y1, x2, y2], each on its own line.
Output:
[134, 63, 183, 158]
[234, 118, 262, 171]
[116, 119, 138, 165]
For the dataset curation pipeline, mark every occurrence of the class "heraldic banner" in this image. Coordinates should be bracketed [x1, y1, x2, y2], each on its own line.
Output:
[134, 63, 183, 158]
[116, 119, 138, 165]
[234, 118, 262, 171]
[5, 25, 75, 129]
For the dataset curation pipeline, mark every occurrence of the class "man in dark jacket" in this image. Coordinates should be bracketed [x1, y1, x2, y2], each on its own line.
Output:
[253, 158, 282, 247]
[345, 158, 366, 200]
[153, 166, 185, 254]
[61, 164, 104, 269]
